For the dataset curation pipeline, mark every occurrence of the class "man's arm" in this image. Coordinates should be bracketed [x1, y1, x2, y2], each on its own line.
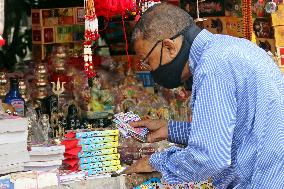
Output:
[149, 73, 237, 184]
[168, 120, 191, 145]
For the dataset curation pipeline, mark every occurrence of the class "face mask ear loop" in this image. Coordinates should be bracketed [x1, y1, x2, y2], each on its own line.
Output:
[159, 42, 163, 67]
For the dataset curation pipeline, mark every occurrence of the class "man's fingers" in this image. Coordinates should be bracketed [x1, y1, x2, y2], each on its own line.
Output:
[129, 119, 152, 128]
[147, 129, 167, 143]
[122, 165, 136, 175]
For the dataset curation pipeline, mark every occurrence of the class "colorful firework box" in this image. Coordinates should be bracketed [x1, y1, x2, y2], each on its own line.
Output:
[62, 129, 121, 176]
[114, 112, 149, 142]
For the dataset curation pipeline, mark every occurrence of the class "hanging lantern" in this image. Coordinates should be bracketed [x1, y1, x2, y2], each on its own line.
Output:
[0, 0, 5, 46]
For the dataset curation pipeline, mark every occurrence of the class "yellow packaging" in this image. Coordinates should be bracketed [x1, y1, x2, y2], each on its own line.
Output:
[274, 26, 284, 46]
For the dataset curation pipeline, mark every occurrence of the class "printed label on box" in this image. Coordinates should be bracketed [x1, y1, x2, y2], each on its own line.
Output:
[32, 29, 42, 43]
[278, 47, 284, 55]
[280, 56, 284, 67]
[32, 11, 41, 25]
[225, 17, 243, 37]
[274, 26, 284, 47]
[256, 38, 276, 54]
[76, 8, 85, 24]
[43, 28, 55, 43]
[56, 26, 73, 43]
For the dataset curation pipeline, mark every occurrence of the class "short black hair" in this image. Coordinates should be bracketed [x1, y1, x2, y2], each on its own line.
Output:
[132, 3, 194, 42]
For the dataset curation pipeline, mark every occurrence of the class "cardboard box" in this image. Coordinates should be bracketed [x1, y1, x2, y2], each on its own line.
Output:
[73, 25, 84, 41]
[224, 17, 243, 37]
[277, 47, 284, 56]
[256, 38, 276, 54]
[32, 45, 43, 61]
[202, 17, 226, 35]
[277, 47, 284, 67]
[271, 4, 284, 26]
[274, 26, 284, 46]
[42, 9, 58, 27]
[32, 26, 55, 44]
[32, 7, 79, 27]
[74, 7, 84, 25]
[57, 8, 75, 25]
[31, 9, 42, 26]
[32, 26, 42, 44]
[55, 25, 73, 43]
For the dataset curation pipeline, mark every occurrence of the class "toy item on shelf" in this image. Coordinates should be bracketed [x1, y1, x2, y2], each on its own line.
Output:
[28, 109, 51, 144]
[88, 77, 114, 115]
[66, 104, 82, 130]
[0, 72, 8, 100]
[61, 129, 121, 176]
[24, 145, 65, 171]
[18, 79, 30, 103]
[113, 111, 148, 143]
[33, 63, 49, 101]
[0, 118, 30, 174]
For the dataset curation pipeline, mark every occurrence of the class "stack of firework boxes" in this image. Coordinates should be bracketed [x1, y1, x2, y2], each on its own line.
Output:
[61, 129, 121, 176]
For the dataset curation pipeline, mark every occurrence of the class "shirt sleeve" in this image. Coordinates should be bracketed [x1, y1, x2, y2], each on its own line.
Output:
[149, 73, 237, 184]
[168, 120, 191, 145]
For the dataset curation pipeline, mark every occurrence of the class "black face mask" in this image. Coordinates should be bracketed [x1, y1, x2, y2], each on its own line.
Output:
[150, 24, 201, 89]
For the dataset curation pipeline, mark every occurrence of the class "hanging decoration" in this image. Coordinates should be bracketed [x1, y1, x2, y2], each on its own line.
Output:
[195, 0, 207, 22]
[0, 0, 5, 47]
[242, 0, 253, 40]
[84, 0, 99, 78]
[94, 0, 136, 19]
[94, 0, 137, 72]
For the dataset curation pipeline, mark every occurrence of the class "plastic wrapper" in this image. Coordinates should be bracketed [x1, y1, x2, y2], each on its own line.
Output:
[27, 108, 51, 144]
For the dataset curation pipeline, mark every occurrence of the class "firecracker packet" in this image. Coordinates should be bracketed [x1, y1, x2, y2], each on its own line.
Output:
[113, 112, 149, 142]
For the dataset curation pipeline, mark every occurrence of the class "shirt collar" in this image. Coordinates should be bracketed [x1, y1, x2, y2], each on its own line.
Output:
[189, 29, 214, 74]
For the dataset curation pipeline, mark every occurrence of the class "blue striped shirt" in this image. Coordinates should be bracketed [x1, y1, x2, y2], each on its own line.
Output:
[149, 29, 284, 188]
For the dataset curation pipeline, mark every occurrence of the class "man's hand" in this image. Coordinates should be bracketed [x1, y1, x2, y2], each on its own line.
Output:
[122, 156, 155, 174]
[130, 119, 168, 143]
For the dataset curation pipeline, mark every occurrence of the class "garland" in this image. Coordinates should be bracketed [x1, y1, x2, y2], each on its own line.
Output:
[84, 0, 99, 78]
[242, 0, 253, 40]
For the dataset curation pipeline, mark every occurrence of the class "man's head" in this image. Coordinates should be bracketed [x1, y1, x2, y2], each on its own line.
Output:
[132, 3, 196, 89]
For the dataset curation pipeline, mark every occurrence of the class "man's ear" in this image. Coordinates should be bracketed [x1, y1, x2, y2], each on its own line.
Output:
[162, 39, 179, 58]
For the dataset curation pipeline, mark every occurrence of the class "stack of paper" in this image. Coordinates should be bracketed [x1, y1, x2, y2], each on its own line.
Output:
[0, 118, 30, 174]
[24, 145, 65, 171]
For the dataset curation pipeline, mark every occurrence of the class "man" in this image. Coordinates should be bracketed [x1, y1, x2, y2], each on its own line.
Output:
[123, 2, 284, 189]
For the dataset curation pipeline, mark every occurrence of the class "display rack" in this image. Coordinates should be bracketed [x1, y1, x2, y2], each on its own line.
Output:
[31, 7, 85, 61]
